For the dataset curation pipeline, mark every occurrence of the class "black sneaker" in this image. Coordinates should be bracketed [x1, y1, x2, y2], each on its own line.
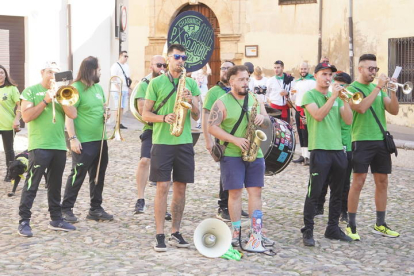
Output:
[216, 208, 230, 222]
[62, 209, 79, 223]
[241, 209, 249, 218]
[134, 199, 145, 214]
[154, 234, 167, 252]
[18, 221, 33, 237]
[48, 219, 76, 231]
[325, 227, 353, 242]
[314, 207, 324, 218]
[340, 212, 348, 224]
[292, 156, 305, 163]
[86, 208, 114, 221]
[120, 124, 128, 129]
[165, 211, 172, 221]
[302, 228, 315, 246]
[168, 232, 190, 248]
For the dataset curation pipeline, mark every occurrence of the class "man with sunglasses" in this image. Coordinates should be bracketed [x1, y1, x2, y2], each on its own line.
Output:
[143, 44, 200, 252]
[300, 63, 353, 246]
[346, 54, 400, 241]
[110, 50, 131, 129]
[133, 55, 167, 214]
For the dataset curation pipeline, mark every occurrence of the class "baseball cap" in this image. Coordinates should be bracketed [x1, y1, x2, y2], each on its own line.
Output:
[42, 61, 60, 72]
[334, 72, 352, 84]
[314, 62, 337, 74]
[243, 62, 254, 74]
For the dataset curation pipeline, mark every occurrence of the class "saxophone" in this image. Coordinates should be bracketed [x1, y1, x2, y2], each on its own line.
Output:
[242, 92, 267, 162]
[170, 66, 192, 137]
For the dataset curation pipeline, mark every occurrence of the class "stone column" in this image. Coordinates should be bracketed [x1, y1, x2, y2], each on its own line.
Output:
[218, 34, 243, 64]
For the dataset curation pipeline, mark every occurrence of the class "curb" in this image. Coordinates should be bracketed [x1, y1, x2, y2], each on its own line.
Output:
[395, 139, 414, 150]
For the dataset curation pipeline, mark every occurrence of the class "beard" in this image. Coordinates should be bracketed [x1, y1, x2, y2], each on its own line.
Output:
[152, 71, 163, 78]
[93, 75, 100, 84]
[220, 76, 228, 85]
[237, 86, 249, 95]
[300, 72, 308, 78]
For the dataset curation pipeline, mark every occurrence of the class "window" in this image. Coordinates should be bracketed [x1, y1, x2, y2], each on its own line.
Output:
[279, 0, 317, 5]
[389, 37, 414, 103]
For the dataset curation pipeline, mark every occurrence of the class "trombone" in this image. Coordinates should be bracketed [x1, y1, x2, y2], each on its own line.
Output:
[94, 75, 124, 183]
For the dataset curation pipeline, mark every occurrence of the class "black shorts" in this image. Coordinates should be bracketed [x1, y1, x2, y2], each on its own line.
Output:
[352, 140, 392, 174]
[149, 143, 195, 183]
[140, 130, 152, 159]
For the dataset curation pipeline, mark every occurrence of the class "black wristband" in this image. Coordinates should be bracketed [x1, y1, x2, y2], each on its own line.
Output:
[42, 99, 48, 106]
[163, 115, 166, 122]
[68, 135, 77, 141]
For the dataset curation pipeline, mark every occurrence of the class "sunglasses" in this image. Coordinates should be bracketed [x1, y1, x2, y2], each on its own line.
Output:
[169, 54, 188, 61]
[220, 67, 231, 71]
[123, 55, 129, 58]
[363, 66, 380, 73]
[155, 63, 167, 68]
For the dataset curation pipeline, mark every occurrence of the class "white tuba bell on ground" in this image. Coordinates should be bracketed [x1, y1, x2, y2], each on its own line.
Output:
[194, 218, 232, 258]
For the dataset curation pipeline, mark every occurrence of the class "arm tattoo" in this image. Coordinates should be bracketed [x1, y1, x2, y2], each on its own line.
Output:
[208, 103, 223, 126]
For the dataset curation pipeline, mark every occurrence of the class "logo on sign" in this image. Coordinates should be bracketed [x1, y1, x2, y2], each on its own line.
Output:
[167, 11, 215, 72]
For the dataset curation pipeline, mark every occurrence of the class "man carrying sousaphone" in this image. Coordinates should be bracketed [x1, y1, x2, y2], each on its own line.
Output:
[61, 56, 114, 223]
[208, 65, 272, 249]
[18, 61, 78, 237]
[132, 55, 167, 214]
[142, 44, 200, 252]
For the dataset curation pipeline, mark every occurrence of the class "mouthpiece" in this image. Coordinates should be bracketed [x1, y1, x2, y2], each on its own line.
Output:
[160, 70, 165, 74]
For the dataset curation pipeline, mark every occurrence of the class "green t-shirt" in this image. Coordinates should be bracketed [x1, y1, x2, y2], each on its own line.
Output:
[145, 74, 200, 145]
[302, 89, 344, 151]
[21, 83, 66, 151]
[0, 85, 20, 130]
[135, 78, 152, 131]
[341, 120, 352, 151]
[72, 82, 106, 143]
[203, 85, 227, 111]
[348, 81, 388, 141]
[219, 93, 264, 158]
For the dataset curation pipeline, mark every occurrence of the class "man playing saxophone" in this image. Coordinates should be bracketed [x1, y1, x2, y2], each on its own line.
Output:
[142, 44, 200, 252]
[208, 65, 271, 247]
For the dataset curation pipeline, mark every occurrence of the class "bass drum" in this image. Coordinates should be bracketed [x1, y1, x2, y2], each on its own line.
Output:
[259, 116, 295, 175]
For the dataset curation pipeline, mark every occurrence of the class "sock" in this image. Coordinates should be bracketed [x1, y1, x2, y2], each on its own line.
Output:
[301, 148, 306, 157]
[376, 211, 386, 226]
[348, 213, 357, 228]
[303, 147, 309, 158]
[232, 220, 241, 232]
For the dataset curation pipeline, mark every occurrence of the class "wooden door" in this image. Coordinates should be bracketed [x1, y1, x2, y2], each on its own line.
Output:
[179, 4, 220, 88]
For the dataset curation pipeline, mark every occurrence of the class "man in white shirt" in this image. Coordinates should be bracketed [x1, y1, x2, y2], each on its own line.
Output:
[110, 51, 131, 129]
[266, 60, 294, 122]
[292, 62, 316, 165]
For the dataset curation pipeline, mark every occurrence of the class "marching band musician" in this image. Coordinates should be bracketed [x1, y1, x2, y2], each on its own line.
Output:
[208, 65, 273, 247]
[346, 54, 400, 240]
[18, 61, 77, 237]
[133, 55, 167, 214]
[300, 62, 353, 246]
[142, 44, 200, 252]
[61, 56, 114, 223]
[291, 62, 316, 166]
[202, 60, 247, 222]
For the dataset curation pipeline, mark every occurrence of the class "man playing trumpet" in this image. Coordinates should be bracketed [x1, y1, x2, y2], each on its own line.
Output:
[346, 54, 400, 240]
[18, 61, 78, 237]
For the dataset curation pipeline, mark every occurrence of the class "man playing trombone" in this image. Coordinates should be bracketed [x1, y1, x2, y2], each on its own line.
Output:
[346, 54, 400, 240]
[61, 56, 113, 223]
[18, 61, 78, 237]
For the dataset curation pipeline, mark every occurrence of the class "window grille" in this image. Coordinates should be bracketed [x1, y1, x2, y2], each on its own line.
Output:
[388, 37, 414, 103]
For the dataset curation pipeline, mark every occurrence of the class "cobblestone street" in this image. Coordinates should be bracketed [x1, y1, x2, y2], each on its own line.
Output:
[0, 127, 413, 276]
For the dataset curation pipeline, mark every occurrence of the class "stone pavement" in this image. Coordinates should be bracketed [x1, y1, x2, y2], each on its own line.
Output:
[0, 119, 413, 275]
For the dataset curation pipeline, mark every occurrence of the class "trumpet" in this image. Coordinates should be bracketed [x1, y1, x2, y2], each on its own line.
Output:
[388, 81, 413, 94]
[338, 87, 363, 104]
